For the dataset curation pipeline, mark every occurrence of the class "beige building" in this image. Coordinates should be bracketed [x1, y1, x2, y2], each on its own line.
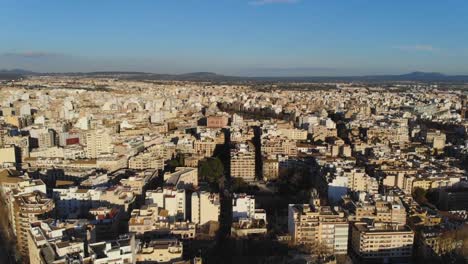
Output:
[137, 239, 183, 263]
[350, 200, 407, 225]
[13, 191, 55, 261]
[288, 204, 349, 255]
[164, 167, 198, 189]
[0, 146, 19, 165]
[262, 157, 279, 181]
[129, 151, 165, 170]
[262, 136, 298, 157]
[230, 142, 256, 182]
[194, 139, 217, 158]
[85, 129, 114, 158]
[129, 205, 196, 239]
[345, 169, 379, 194]
[191, 191, 220, 226]
[351, 221, 414, 263]
[278, 128, 308, 141]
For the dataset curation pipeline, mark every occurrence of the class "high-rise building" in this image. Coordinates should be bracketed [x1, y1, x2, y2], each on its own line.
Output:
[12, 191, 54, 261]
[230, 142, 256, 182]
[37, 129, 57, 148]
[85, 129, 113, 158]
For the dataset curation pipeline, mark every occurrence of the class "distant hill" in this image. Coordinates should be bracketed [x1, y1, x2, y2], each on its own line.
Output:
[0, 69, 34, 80]
[2, 69, 468, 83]
[0, 69, 37, 75]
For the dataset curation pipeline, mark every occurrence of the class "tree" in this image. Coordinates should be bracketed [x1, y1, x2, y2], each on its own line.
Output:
[199, 157, 224, 185]
[167, 155, 184, 171]
[230, 177, 249, 193]
[412, 187, 427, 204]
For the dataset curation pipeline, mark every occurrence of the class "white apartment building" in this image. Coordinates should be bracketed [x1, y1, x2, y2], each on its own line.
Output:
[53, 187, 102, 218]
[89, 234, 136, 264]
[232, 193, 256, 220]
[145, 187, 186, 221]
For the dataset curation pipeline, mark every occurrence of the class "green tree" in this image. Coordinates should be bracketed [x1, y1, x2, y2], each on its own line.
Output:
[199, 157, 224, 185]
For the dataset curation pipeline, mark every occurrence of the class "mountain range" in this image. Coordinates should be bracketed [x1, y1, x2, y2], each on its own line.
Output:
[2, 69, 468, 83]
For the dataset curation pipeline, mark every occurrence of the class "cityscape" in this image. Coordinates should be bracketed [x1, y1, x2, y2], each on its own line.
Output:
[1, 1, 468, 264]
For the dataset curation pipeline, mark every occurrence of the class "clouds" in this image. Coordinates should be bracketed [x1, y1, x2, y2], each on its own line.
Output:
[248, 0, 300, 6]
[3, 51, 61, 58]
[393, 45, 438, 52]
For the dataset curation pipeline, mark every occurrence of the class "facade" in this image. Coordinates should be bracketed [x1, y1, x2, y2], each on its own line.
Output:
[53, 187, 102, 218]
[206, 115, 228, 128]
[191, 191, 220, 225]
[194, 139, 217, 157]
[129, 152, 165, 170]
[262, 136, 298, 157]
[13, 191, 55, 261]
[85, 129, 113, 158]
[351, 222, 414, 263]
[0, 146, 19, 165]
[145, 187, 186, 221]
[262, 157, 279, 180]
[288, 204, 349, 255]
[232, 193, 256, 220]
[230, 142, 256, 182]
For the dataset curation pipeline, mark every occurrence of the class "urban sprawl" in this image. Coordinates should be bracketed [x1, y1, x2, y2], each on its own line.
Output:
[0, 76, 467, 264]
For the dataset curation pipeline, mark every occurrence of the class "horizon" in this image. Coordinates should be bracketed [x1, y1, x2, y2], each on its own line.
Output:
[1, 0, 468, 76]
[1, 68, 467, 78]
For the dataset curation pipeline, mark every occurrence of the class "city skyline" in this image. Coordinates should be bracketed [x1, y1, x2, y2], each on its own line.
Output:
[2, 0, 468, 76]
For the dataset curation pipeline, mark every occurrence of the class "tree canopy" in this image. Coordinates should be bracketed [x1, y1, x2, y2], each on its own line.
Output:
[199, 157, 224, 185]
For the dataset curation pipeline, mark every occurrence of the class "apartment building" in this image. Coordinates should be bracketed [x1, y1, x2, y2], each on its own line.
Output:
[194, 139, 217, 157]
[230, 142, 256, 182]
[191, 191, 220, 225]
[85, 129, 114, 158]
[129, 151, 165, 170]
[262, 136, 298, 157]
[351, 221, 414, 263]
[28, 220, 90, 264]
[262, 157, 279, 180]
[288, 204, 349, 255]
[88, 234, 136, 264]
[145, 187, 186, 221]
[13, 191, 55, 261]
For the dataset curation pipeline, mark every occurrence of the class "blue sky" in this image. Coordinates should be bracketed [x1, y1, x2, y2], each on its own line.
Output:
[1, 0, 468, 76]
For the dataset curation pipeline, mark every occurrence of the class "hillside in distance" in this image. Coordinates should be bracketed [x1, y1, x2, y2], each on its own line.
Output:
[2, 69, 468, 83]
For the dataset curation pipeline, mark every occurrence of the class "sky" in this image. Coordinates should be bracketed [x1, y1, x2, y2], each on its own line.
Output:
[1, 0, 468, 76]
